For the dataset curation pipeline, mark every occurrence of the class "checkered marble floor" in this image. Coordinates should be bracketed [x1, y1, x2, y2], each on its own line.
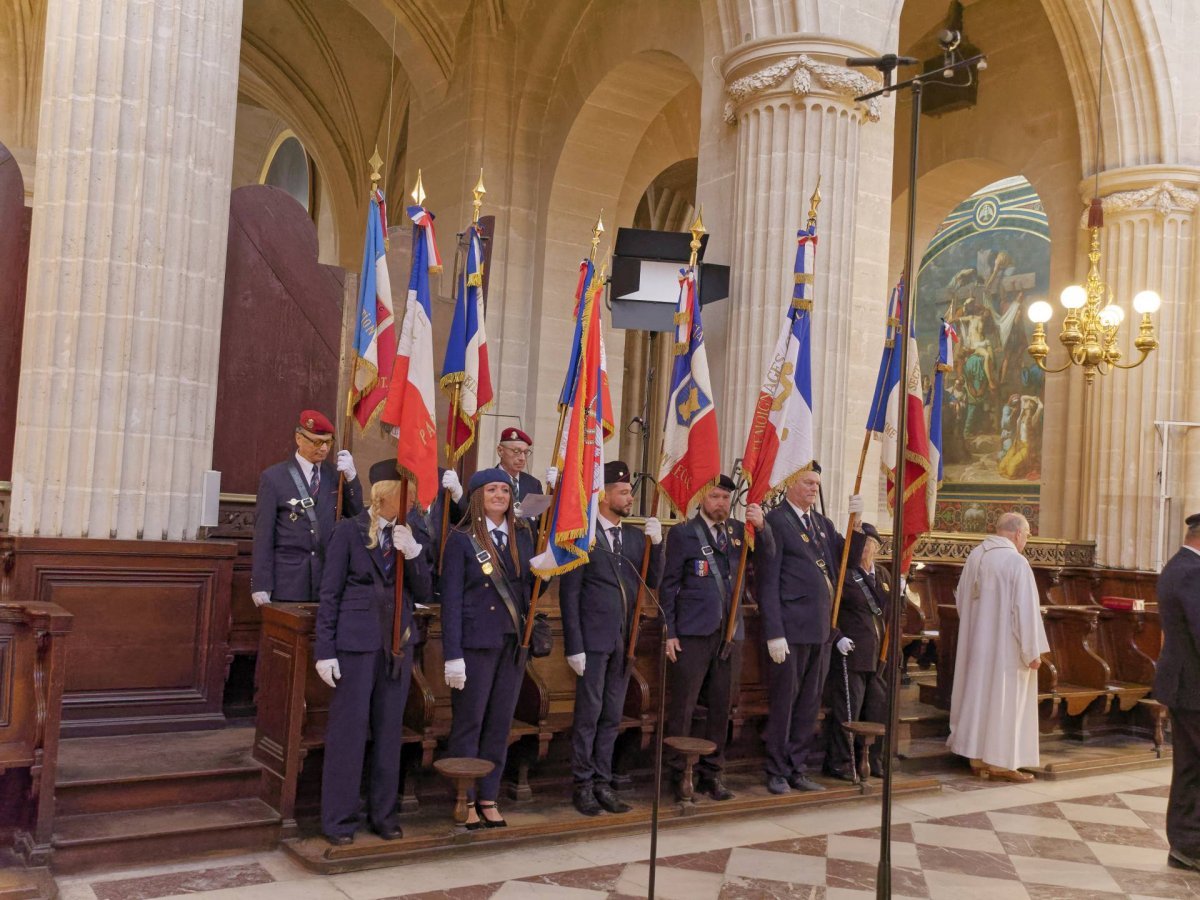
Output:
[56, 767, 1200, 900]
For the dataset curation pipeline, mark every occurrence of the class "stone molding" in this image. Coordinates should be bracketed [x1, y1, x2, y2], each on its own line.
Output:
[723, 54, 881, 124]
[877, 530, 1096, 568]
[1080, 180, 1200, 226]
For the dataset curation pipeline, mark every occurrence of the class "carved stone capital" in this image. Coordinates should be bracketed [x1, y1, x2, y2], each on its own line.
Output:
[723, 54, 881, 124]
[1080, 180, 1200, 226]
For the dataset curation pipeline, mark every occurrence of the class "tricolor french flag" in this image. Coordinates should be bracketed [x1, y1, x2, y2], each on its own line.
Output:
[658, 266, 721, 517]
[740, 224, 817, 508]
[381, 206, 442, 509]
[440, 223, 493, 463]
[350, 189, 395, 428]
[928, 318, 958, 487]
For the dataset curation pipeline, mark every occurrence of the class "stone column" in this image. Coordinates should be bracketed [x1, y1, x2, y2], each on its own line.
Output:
[718, 38, 887, 515]
[9, 0, 243, 540]
[1074, 167, 1200, 569]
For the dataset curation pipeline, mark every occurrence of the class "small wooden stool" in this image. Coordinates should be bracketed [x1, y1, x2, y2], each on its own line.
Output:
[433, 757, 495, 825]
[1137, 699, 1169, 758]
[844, 721, 887, 783]
[663, 736, 716, 802]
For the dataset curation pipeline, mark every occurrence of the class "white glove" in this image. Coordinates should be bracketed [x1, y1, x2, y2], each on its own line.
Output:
[442, 469, 463, 502]
[445, 658, 467, 691]
[546, 466, 558, 489]
[644, 517, 663, 545]
[252, 591, 271, 607]
[567, 653, 586, 676]
[848, 493, 864, 515]
[336, 449, 357, 481]
[767, 637, 790, 664]
[393, 522, 422, 560]
[315, 658, 341, 688]
[837, 636, 856, 656]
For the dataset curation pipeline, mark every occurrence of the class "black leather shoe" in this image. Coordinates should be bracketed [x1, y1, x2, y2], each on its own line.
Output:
[869, 762, 885, 779]
[697, 776, 734, 801]
[594, 784, 632, 813]
[373, 824, 403, 841]
[325, 833, 354, 846]
[1169, 848, 1200, 871]
[573, 785, 602, 816]
[823, 767, 856, 783]
[766, 775, 791, 795]
[788, 774, 826, 792]
[476, 801, 507, 828]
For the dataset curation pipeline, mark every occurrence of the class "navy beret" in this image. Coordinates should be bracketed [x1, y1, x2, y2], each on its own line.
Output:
[468, 467, 512, 494]
[368, 459, 401, 483]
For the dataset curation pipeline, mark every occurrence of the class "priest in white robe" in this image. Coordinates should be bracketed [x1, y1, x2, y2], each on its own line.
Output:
[947, 512, 1049, 780]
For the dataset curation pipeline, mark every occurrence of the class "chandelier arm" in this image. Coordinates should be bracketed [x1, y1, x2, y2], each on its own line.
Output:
[1031, 356, 1076, 375]
[1110, 350, 1152, 371]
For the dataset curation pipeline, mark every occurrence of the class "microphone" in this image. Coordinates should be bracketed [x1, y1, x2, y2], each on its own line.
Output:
[846, 53, 919, 70]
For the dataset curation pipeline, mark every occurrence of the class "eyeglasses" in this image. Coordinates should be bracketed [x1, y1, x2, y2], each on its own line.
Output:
[299, 433, 334, 448]
[498, 445, 532, 457]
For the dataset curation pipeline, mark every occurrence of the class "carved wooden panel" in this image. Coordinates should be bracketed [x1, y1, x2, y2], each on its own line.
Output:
[1, 537, 235, 736]
[213, 185, 346, 495]
[0, 142, 31, 481]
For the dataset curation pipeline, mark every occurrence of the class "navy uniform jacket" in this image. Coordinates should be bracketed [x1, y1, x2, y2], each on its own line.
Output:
[559, 522, 664, 656]
[1154, 546, 1200, 711]
[313, 511, 433, 660]
[660, 516, 770, 642]
[251, 457, 363, 600]
[836, 566, 891, 672]
[440, 525, 536, 661]
[758, 504, 862, 645]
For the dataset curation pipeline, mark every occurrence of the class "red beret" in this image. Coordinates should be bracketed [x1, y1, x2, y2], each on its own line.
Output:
[499, 427, 532, 445]
[298, 409, 335, 436]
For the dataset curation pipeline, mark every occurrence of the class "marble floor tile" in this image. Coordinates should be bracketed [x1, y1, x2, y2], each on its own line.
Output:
[922, 869, 1031, 900]
[824, 857, 928, 897]
[1056, 801, 1152, 828]
[723, 847, 826, 885]
[910, 821, 1005, 853]
[915, 845, 1018, 881]
[92, 862, 274, 900]
[720, 877, 824, 898]
[986, 811, 1081, 840]
[387, 885, 500, 900]
[1084, 840, 1179, 873]
[519, 864, 627, 892]
[1105, 865, 1200, 898]
[1020, 773, 1163, 800]
[654, 848, 732, 873]
[612, 862, 724, 900]
[55, 884, 98, 900]
[996, 832, 1098, 864]
[1007, 856, 1124, 893]
[826, 834, 920, 870]
[894, 785, 1045, 818]
[747, 835, 830, 858]
[158, 879, 352, 900]
[1071, 820, 1169, 850]
[490, 881, 607, 898]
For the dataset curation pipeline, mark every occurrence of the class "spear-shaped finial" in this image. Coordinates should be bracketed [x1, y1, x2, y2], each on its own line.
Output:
[411, 168, 426, 207]
[806, 176, 822, 229]
[589, 210, 605, 262]
[369, 146, 384, 190]
[472, 169, 486, 224]
[688, 207, 706, 267]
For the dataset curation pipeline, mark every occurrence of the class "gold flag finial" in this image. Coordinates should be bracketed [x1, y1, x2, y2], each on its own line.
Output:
[369, 146, 384, 189]
[411, 169, 426, 207]
[589, 210, 605, 261]
[472, 169, 486, 224]
[688, 207, 706, 267]
[807, 176, 822, 228]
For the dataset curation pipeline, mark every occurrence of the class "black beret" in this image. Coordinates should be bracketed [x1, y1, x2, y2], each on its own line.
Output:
[810, 460, 822, 474]
[604, 460, 631, 485]
[715, 474, 737, 492]
[861, 522, 882, 543]
[369, 459, 402, 484]
[1187, 512, 1200, 528]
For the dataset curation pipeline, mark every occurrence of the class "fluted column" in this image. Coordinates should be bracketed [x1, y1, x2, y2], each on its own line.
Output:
[719, 38, 885, 514]
[9, 0, 243, 540]
[1075, 167, 1200, 569]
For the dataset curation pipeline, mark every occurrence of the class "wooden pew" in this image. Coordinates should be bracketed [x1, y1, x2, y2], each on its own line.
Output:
[0, 600, 73, 865]
[1039, 606, 1111, 729]
[1095, 606, 1158, 711]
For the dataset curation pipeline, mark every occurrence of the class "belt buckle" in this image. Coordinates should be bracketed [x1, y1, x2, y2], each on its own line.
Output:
[701, 546, 715, 559]
[300, 497, 315, 509]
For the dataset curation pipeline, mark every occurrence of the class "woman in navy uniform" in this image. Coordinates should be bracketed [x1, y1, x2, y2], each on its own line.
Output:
[313, 459, 432, 845]
[441, 468, 536, 828]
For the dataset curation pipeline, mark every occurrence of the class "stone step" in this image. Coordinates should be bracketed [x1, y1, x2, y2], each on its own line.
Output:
[51, 798, 280, 875]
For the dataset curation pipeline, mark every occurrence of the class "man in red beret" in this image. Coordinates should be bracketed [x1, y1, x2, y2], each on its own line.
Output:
[495, 426, 552, 519]
[251, 410, 363, 604]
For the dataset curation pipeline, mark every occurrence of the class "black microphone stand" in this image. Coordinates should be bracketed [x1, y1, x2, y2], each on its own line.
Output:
[850, 48, 986, 899]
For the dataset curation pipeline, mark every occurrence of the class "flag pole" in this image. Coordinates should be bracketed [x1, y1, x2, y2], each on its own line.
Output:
[521, 212, 605, 650]
[338, 148, 386, 518]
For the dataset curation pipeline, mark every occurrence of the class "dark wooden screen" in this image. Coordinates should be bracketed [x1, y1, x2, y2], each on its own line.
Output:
[0, 143, 31, 481]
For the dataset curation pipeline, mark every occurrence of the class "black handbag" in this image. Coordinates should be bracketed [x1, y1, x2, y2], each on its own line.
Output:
[529, 612, 553, 658]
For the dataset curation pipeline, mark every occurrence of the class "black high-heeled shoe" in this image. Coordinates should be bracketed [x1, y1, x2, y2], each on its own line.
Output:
[476, 800, 507, 828]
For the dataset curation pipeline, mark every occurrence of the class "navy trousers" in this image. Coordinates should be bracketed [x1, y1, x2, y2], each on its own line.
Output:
[1168, 707, 1200, 856]
[665, 631, 736, 779]
[320, 648, 412, 838]
[447, 637, 524, 801]
[763, 641, 829, 778]
[823, 653, 887, 775]
[571, 646, 632, 786]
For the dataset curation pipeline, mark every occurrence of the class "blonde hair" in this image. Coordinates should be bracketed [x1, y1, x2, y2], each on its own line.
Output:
[367, 480, 405, 549]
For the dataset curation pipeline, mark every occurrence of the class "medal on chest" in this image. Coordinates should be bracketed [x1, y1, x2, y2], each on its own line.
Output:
[693, 559, 710, 577]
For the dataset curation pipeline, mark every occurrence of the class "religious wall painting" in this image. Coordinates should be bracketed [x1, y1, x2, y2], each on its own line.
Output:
[915, 176, 1049, 534]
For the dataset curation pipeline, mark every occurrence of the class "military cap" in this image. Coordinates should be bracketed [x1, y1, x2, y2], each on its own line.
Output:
[604, 460, 631, 485]
[499, 427, 533, 445]
[861, 522, 882, 544]
[810, 460, 822, 474]
[298, 409, 335, 435]
[369, 459, 402, 484]
[1186, 512, 1200, 528]
[714, 474, 738, 492]
[469, 467, 512, 494]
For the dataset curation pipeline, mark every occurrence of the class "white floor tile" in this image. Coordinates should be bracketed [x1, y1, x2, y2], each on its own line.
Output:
[159, 880, 352, 900]
[986, 810, 1080, 840]
[1008, 855, 1123, 892]
[1084, 840, 1176, 873]
[724, 846, 827, 884]
[826, 834, 920, 870]
[612, 862, 724, 900]
[911, 821, 1005, 853]
[490, 881, 608, 899]
[1056, 801, 1150, 828]
[1118, 792, 1170, 813]
[923, 869, 1031, 900]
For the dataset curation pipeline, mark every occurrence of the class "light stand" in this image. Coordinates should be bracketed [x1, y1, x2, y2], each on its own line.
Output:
[851, 46, 986, 899]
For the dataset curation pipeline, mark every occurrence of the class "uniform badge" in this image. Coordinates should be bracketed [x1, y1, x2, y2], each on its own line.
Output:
[513, 500, 523, 517]
[289, 511, 299, 522]
[732, 538, 742, 547]
[482, 561, 494, 575]
[801, 533, 811, 543]
[816, 558, 827, 569]
[693, 560, 710, 577]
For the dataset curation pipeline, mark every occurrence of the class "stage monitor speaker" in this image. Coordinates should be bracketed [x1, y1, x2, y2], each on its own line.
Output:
[610, 227, 730, 332]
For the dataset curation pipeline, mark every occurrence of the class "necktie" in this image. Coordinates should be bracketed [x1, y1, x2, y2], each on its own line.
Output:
[492, 528, 507, 554]
[309, 465, 320, 496]
[380, 525, 394, 572]
[610, 526, 623, 555]
[713, 524, 728, 553]
[801, 512, 812, 535]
